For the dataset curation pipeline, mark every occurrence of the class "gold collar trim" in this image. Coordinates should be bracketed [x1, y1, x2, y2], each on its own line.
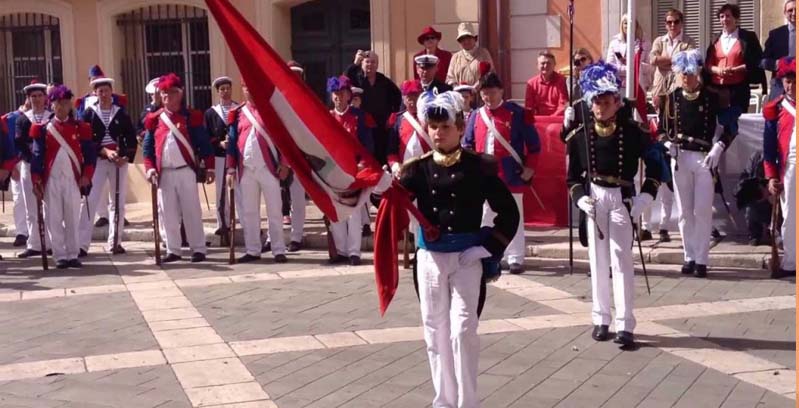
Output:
[433, 148, 462, 167]
[594, 118, 617, 138]
[682, 87, 701, 101]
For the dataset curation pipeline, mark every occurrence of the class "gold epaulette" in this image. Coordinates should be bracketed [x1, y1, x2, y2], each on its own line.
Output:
[564, 125, 584, 143]
[402, 151, 433, 166]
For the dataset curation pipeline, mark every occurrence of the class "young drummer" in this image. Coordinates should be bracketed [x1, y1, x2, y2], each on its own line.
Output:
[30, 85, 96, 269]
[658, 49, 734, 278]
[327, 75, 375, 265]
[205, 76, 238, 240]
[567, 62, 661, 347]
[397, 90, 518, 407]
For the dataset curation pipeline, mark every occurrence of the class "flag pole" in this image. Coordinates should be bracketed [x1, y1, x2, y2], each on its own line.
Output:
[567, 0, 575, 275]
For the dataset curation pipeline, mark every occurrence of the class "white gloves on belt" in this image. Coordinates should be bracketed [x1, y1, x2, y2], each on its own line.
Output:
[702, 142, 725, 169]
[563, 106, 575, 128]
[576, 196, 596, 218]
[629, 193, 654, 220]
[459, 246, 491, 267]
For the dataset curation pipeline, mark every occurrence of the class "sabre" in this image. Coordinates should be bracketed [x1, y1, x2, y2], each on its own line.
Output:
[201, 183, 211, 212]
[633, 220, 652, 295]
[529, 185, 546, 211]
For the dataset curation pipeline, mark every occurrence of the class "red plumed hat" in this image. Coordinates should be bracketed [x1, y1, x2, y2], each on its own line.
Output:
[400, 80, 422, 96]
[776, 56, 796, 79]
[157, 73, 183, 91]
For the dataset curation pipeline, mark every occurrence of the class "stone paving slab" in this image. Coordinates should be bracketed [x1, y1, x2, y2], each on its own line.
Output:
[184, 271, 563, 342]
[0, 292, 157, 365]
[659, 309, 796, 370]
[243, 329, 795, 408]
[516, 258, 795, 309]
[0, 365, 191, 408]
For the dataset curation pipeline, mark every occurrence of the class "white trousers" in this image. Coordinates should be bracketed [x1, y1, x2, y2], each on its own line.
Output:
[481, 193, 524, 265]
[240, 168, 285, 256]
[418, 248, 482, 408]
[20, 161, 49, 251]
[11, 166, 27, 237]
[288, 177, 306, 242]
[781, 161, 795, 270]
[43, 176, 81, 261]
[158, 167, 206, 256]
[96, 187, 110, 218]
[79, 160, 128, 251]
[587, 184, 636, 333]
[642, 183, 674, 231]
[672, 150, 714, 265]
[213, 157, 230, 230]
[329, 209, 362, 257]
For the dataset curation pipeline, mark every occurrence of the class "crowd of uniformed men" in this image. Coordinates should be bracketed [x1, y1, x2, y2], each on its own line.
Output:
[0, 3, 795, 406]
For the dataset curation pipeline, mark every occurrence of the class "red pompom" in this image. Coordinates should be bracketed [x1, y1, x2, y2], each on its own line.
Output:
[74, 98, 83, 109]
[478, 61, 492, 78]
[157, 73, 183, 91]
[116, 94, 129, 108]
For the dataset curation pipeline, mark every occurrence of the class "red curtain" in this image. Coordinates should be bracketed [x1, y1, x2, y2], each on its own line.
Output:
[524, 116, 568, 227]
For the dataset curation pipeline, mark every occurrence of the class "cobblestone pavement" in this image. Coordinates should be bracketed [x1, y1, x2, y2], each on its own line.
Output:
[0, 237, 794, 408]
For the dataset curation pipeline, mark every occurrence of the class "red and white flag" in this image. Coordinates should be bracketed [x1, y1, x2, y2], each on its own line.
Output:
[205, 0, 433, 315]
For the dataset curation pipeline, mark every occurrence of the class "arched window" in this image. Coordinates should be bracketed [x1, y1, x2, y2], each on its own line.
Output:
[0, 13, 62, 113]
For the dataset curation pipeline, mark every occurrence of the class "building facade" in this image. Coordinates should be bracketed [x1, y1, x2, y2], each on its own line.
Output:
[0, 0, 786, 202]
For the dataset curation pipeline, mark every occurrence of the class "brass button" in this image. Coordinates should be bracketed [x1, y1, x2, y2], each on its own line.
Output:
[433, 207, 438, 212]
[433, 173, 439, 178]
[451, 193, 456, 198]
[431, 189, 436, 195]
[449, 210, 454, 215]
[447, 226, 453, 232]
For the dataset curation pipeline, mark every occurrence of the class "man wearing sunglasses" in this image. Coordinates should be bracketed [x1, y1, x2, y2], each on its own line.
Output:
[413, 26, 452, 84]
[650, 8, 697, 112]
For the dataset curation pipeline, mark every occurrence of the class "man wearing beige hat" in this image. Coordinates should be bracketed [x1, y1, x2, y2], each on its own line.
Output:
[446, 22, 494, 88]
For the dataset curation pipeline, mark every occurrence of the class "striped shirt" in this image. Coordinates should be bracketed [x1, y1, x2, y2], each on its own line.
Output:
[99, 106, 115, 147]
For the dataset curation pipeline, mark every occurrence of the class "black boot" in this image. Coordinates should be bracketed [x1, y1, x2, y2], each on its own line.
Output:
[681, 261, 696, 275]
[658, 229, 670, 243]
[12, 235, 27, 247]
[591, 325, 610, 341]
[639, 229, 653, 241]
[613, 331, 635, 347]
[694, 264, 707, 278]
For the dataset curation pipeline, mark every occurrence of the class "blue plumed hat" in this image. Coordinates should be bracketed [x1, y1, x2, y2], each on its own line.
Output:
[326, 75, 351, 94]
[578, 61, 622, 104]
[88, 65, 104, 79]
[671, 49, 703, 75]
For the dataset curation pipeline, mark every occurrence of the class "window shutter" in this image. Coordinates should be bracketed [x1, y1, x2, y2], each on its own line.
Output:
[682, 0, 703, 48]
[737, 0, 759, 33]
[654, 0, 680, 38]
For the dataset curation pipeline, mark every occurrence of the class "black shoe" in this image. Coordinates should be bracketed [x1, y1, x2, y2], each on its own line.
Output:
[613, 331, 635, 347]
[181, 241, 189, 248]
[67, 259, 82, 268]
[78, 249, 88, 258]
[771, 268, 795, 279]
[639, 230, 653, 241]
[348, 255, 362, 266]
[694, 264, 707, 278]
[328, 255, 348, 265]
[123, 218, 130, 227]
[658, 229, 670, 243]
[711, 228, 722, 239]
[748, 238, 760, 246]
[288, 241, 302, 252]
[509, 263, 524, 274]
[190, 253, 206, 263]
[17, 249, 41, 259]
[681, 261, 696, 275]
[591, 325, 610, 341]
[46, 249, 52, 256]
[275, 254, 288, 264]
[12, 235, 27, 247]
[261, 242, 271, 253]
[162, 253, 182, 263]
[362, 225, 372, 237]
[214, 228, 223, 236]
[56, 260, 69, 269]
[110, 245, 126, 255]
[237, 254, 261, 263]
[94, 217, 109, 227]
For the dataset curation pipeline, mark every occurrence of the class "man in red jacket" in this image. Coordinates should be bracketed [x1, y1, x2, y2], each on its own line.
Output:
[142, 73, 215, 263]
[30, 85, 96, 269]
[763, 56, 796, 279]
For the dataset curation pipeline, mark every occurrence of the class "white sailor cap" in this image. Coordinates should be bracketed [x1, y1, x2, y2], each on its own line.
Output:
[351, 86, 364, 95]
[414, 54, 440, 67]
[23, 80, 47, 94]
[454, 83, 475, 93]
[212, 76, 233, 89]
[90, 76, 114, 88]
[145, 78, 159, 95]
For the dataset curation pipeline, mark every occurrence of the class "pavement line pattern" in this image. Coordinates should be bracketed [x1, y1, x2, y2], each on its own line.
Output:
[119, 271, 277, 407]
[0, 292, 792, 402]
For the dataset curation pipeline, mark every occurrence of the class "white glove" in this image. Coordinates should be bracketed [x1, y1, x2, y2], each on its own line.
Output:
[702, 142, 725, 169]
[629, 193, 654, 220]
[390, 162, 401, 178]
[563, 106, 575, 128]
[663, 141, 677, 157]
[459, 246, 491, 267]
[576, 196, 596, 218]
[372, 171, 393, 195]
